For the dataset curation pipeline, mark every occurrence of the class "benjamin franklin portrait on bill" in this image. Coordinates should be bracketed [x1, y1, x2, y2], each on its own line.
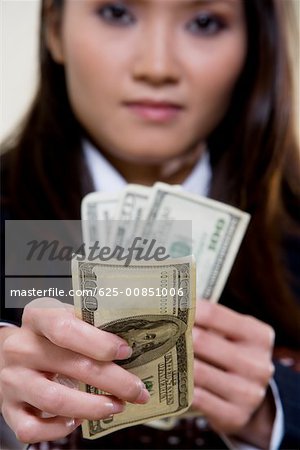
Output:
[101, 314, 187, 369]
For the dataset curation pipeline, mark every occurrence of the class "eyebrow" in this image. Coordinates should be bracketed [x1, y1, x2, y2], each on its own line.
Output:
[125, 0, 238, 4]
[161, 0, 239, 11]
[143, 0, 239, 7]
[156, 0, 238, 4]
[123, 0, 239, 10]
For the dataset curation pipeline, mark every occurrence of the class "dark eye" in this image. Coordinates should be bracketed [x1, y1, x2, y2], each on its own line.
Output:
[187, 12, 225, 36]
[97, 2, 135, 26]
[145, 333, 156, 340]
[143, 342, 155, 350]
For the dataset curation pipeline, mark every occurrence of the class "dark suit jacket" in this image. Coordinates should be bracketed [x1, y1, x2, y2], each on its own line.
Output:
[1, 169, 299, 449]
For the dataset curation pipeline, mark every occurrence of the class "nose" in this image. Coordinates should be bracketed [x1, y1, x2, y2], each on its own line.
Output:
[132, 22, 180, 86]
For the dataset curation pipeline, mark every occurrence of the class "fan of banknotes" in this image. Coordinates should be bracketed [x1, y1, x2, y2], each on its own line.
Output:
[72, 182, 250, 439]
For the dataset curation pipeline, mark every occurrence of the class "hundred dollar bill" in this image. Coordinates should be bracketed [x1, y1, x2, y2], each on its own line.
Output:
[72, 255, 196, 439]
[142, 182, 250, 301]
[111, 184, 151, 247]
[81, 192, 119, 247]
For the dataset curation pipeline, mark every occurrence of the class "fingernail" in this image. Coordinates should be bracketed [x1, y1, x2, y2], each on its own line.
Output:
[106, 399, 126, 414]
[259, 387, 266, 399]
[40, 411, 58, 419]
[136, 381, 150, 404]
[66, 418, 76, 428]
[115, 344, 133, 360]
[66, 418, 83, 428]
[279, 357, 294, 367]
[53, 374, 79, 390]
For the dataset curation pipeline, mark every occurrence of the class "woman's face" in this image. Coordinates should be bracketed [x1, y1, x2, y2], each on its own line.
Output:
[48, 0, 246, 165]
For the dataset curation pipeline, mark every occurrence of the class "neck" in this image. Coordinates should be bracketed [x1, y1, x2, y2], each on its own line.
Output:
[100, 143, 206, 186]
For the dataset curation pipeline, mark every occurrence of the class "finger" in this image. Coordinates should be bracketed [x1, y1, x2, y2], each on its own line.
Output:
[193, 327, 274, 383]
[2, 367, 126, 420]
[192, 387, 249, 435]
[195, 301, 275, 349]
[3, 332, 150, 404]
[1, 402, 82, 444]
[22, 298, 133, 361]
[194, 359, 266, 410]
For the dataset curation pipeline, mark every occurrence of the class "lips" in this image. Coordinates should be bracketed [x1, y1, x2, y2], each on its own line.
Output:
[124, 99, 183, 122]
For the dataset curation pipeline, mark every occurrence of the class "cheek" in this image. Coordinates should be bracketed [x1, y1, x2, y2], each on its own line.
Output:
[63, 39, 111, 103]
[62, 37, 127, 147]
[186, 37, 246, 128]
[62, 22, 127, 114]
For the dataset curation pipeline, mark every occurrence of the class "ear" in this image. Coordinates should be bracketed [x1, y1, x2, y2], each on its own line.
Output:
[44, 0, 65, 64]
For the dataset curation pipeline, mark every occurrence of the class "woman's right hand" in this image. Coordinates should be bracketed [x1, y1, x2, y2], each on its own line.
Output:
[0, 298, 150, 444]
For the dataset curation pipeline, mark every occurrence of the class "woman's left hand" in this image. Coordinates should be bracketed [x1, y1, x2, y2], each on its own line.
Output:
[192, 301, 275, 446]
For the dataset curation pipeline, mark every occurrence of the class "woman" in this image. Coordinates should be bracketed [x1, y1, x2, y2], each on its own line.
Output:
[1, 0, 299, 448]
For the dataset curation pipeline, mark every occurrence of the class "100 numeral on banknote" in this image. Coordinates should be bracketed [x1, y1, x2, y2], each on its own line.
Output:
[72, 256, 196, 439]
